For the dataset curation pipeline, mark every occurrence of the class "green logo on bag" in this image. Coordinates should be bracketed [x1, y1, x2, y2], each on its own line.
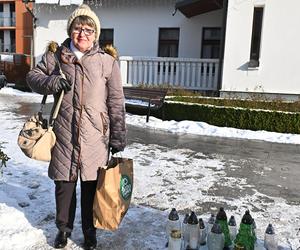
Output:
[120, 175, 132, 200]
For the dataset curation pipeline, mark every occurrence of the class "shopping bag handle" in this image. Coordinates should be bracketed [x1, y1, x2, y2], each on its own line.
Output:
[105, 154, 125, 170]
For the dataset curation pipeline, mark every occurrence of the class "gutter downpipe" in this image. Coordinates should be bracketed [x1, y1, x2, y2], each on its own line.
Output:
[217, 0, 228, 96]
[24, 1, 37, 69]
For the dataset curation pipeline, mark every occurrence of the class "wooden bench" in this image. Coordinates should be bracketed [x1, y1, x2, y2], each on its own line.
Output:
[123, 86, 168, 122]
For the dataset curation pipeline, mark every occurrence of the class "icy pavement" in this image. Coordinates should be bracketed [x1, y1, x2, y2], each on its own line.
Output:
[0, 89, 299, 249]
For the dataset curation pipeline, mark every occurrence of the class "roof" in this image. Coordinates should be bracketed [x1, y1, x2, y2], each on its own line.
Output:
[35, 0, 83, 5]
[175, 0, 223, 18]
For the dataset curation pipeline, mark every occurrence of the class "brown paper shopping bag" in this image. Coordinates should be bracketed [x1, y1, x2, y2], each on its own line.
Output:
[93, 157, 133, 231]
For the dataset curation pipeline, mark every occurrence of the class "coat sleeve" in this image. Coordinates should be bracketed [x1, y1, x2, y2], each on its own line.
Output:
[26, 52, 61, 95]
[107, 60, 127, 151]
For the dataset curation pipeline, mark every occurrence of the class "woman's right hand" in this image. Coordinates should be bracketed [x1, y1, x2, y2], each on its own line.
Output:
[111, 147, 121, 155]
[55, 78, 72, 92]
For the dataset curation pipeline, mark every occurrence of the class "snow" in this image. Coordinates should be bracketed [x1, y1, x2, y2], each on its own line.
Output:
[126, 99, 156, 107]
[125, 110, 300, 145]
[0, 87, 299, 250]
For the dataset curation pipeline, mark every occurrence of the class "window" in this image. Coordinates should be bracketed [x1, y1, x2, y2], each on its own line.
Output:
[0, 31, 3, 52]
[99, 29, 114, 48]
[158, 28, 179, 57]
[201, 27, 221, 59]
[10, 30, 15, 52]
[10, 3, 15, 26]
[10, 3, 15, 13]
[0, 4, 3, 27]
[249, 7, 264, 67]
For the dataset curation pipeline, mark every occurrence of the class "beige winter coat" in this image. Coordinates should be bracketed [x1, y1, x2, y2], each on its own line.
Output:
[26, 39, 126, 181]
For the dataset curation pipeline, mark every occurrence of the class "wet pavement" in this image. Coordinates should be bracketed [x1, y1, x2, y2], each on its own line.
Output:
[10, 96, 300, 207]
[127, 125, 300, 208]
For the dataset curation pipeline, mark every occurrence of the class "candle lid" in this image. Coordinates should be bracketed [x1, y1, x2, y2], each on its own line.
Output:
[183, 213, 189, 224]
[265, 224, 275, 235]
[199, 218, 205, 229]
[211, 223, 223, 234]
[168, 208, 179, 221]
[241, 210, 253, 225]
[216, 207, 227, 220]
[228, 215, 236, 226]
[188, 211, 198, 225]
[208, 213, 215, 224]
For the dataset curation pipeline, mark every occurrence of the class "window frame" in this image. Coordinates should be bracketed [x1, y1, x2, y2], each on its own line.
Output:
[249, 6, 264, 68]
[158, 27, 180, 58]
[201, 27, 221, 59]
[99, 28, 114, 48]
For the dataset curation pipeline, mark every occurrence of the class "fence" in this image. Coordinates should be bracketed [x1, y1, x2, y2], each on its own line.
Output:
[119, 56, 219, 91]
[0, 53, 30, 87]
[0, 43, 16, 53]
[0, 17, 16, 27]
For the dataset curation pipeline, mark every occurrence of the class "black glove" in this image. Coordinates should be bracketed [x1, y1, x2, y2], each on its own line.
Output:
[56, 78, 72, 92]
[111, 147, 121, 155]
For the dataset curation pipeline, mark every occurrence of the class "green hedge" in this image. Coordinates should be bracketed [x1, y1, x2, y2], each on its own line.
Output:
[167, 96, 300, 112]
[125, 102, 300, 134]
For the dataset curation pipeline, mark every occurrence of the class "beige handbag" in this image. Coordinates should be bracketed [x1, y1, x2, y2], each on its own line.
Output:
[17, 92, 64, 162]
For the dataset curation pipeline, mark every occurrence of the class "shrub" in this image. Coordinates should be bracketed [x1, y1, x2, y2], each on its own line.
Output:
[125, 101, 300, 134]
[167, 96, 300, 113]
[163, 102, 300, 134]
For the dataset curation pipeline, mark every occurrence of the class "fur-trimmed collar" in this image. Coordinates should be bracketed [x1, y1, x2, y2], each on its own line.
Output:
[59, 38, 105, 64]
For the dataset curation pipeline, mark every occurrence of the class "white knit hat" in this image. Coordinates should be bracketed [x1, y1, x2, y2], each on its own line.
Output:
[67, 4, 101, 40]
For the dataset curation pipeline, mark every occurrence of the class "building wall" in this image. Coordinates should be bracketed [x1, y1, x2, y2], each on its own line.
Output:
[0, 0, 32, 85]
[0, 1, 14, 52]
[15, 0, 33, 55]
[221, 0, 300, 96]
[0, 0, 32, 54]
[34, 0, 222, 61]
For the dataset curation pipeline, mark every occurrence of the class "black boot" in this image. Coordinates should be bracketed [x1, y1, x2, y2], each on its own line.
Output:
[54, 231, 71, 249]
[83, 229, 97, 250]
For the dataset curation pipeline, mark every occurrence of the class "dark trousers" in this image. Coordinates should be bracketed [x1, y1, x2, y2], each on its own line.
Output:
[54, 179, 97, 234]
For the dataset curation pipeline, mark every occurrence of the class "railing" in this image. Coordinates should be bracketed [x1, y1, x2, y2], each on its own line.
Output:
[0, 43, 16, 53]
[119, 56, 219, 91]
[0, 17, 16, 27]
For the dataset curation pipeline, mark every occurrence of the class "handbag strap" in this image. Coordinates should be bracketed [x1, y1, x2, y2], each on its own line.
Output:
[50, 54, 67, 126]
[39, 95, 47, 114]
[39, 91, 64, 128]
[39, 52, 67, 128]
[50, 91, 64, 126]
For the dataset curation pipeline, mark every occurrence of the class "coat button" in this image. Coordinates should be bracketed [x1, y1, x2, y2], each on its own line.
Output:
[70, 173, 77, 181]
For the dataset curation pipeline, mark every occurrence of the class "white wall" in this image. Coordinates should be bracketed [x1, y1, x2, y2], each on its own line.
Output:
[33, 0, 222, 61]
[222, 0, 300, 95]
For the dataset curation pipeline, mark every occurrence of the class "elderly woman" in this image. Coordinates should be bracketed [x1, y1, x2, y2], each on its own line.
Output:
[26, 5, 126, 250]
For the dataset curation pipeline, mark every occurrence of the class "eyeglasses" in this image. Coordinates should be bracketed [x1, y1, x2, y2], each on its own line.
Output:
[72, 27, 95, 36]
